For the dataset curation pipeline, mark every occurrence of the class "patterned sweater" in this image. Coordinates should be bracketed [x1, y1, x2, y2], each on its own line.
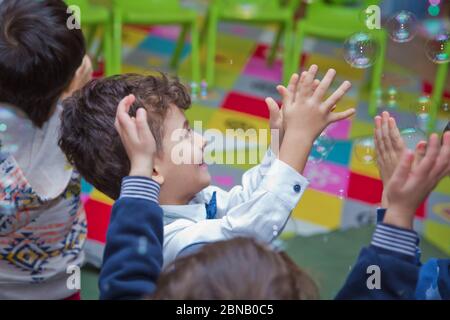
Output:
[0, 104, 86, 299]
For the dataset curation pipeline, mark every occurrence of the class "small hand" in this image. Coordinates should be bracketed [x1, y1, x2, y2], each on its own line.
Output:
[114, 94, 157, 179]
[384, 132, 450, 229]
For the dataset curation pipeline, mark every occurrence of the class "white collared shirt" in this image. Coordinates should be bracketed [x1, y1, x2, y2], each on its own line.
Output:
[161, 149, 309, 267]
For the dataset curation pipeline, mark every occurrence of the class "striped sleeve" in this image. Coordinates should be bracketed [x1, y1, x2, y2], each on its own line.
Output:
[371, 223, 419, 257]
[119, 176, 160, 203]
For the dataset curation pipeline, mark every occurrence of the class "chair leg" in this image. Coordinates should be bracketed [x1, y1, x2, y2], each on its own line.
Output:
[104, 19, 114, 76]
[85, 25, 98, 52]
[429, 48, 450, 132]
[205, 7, 219, 86]
[368, 29, 387, 117]
[282, 19, 293, 86]
[112, 8, 123, 75]
[170, 24, 189, 69]
[267, 24, 284, 67]
[190, 19, 201, 84]
[290, 21, 305, 83]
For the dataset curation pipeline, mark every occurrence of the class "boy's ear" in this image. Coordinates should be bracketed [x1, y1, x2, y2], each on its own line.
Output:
[152, 163, 165, 185]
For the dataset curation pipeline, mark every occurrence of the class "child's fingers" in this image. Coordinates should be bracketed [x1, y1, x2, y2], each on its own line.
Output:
[312, 68, 336, 101]
[266, 97, 281, 125]
[413, 141, 427, 168]
[135, 108, 152, 141]
[391, 150, 414, 187]
[287, 73, 300, 103]
[329, 107, 355, 122]
[116, 95, 139, 143]
[276, 85, 291, 108]
[298, 65, 318, 99]
[312, 79, 321, 92]
[388, 117, 404, 151]
[416, 134, 440, 175]
[381, 112, 395, 154]
[322, 81, 352, 110]
[430, 132, 450, 179]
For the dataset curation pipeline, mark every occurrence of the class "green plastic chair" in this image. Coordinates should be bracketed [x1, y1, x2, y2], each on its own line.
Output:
[429, 40, 450, 131]
[111, 0, 200, 83]
[290, 0, 387, 117]
[205, 0, 298, 86]
[65, 0, 115, 76]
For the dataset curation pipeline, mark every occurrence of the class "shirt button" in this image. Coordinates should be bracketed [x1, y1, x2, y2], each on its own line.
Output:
[293, 184, 301, 193]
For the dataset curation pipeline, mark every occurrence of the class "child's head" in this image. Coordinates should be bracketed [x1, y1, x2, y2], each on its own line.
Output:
[59, 74, 211, 201]
[152, 237, 319, 299]
[0, 0, 85, 127]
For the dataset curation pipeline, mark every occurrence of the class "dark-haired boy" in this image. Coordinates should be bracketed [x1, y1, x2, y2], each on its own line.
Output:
[0, 0, 89, 299]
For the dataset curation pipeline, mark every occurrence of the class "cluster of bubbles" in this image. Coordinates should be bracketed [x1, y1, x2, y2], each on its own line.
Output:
[344, 10, 449, 68]
[308, 133, 336, 163]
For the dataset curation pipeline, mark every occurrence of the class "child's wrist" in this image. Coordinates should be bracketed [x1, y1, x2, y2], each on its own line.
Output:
[129, 162, 153, 179]
[383, 207, 414, 230]
[284, 126, 316, 145]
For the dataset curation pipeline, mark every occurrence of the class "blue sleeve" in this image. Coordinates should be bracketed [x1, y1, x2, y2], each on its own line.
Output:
[336, 220, 421, 300]
[98, 177, 163, 300]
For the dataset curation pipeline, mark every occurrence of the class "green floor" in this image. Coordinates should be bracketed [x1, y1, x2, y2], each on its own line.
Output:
[80, 225, 449, 300]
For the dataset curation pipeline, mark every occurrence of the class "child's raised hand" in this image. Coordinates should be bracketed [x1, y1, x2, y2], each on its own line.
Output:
[282, 65, 355, 143]
[265, 73, 321, 152]
[115, 94, 157, 179]
[383, 132, 450, 229]
[374, 111, 427, 207]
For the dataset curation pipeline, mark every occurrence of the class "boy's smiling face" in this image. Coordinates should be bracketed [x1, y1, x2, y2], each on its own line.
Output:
[154, 104, 211, 205]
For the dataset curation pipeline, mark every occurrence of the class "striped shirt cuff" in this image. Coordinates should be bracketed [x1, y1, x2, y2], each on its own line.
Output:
[120, 176, 160, 203]
[371, 223, 419, 257]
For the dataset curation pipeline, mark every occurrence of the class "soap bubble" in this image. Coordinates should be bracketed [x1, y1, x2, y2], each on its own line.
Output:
[354, 137, 376, 165]
[413, 96, 431, 132]
[426, 33, 449, 64]
[400, 128, 427, 150]
[309, 133, 335, 163]
[442, 102, 449, 113]
[387, 11, 417, 43]
[0, 200, 17, 216]
[386, 86, 399, 109]
[0, 105, 33, 158]
[344, 32, 378, 69]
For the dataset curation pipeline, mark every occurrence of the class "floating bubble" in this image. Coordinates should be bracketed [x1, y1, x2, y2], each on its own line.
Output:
[386, 86, 399, 109]
[309, 133, 336, 163]
[344, 32, 378, 69]
[354, 137, 376, 165]
[190, 82, 198, 100]
[0, 200, 17, 216]
[387, 11, 417, 43]
[414, 96, 431, 132]
[200, 80, 208, 100]
[442, 102, 449, 113]
[426, 33, 449, 64]
[0, 105, 34, 158]
[400, 128, 427, 150]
